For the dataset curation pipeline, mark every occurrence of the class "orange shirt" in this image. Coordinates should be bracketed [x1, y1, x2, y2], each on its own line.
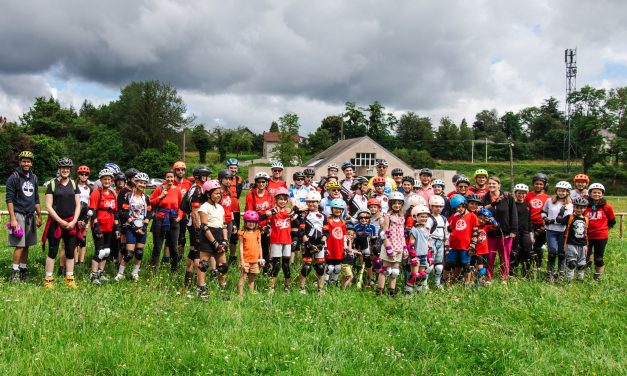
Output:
[239, 229, 261, 263]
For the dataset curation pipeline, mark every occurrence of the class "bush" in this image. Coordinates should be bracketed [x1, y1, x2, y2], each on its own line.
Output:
[130, 141, 180, 178]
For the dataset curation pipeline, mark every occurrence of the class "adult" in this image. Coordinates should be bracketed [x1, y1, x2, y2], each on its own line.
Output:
[303, 168, 317, 192]
[268, 161, 287, 197]
[89, 168, 119, 285]
[367, 160, 397, 194]
[447, 175, 470, 199]
[391, 168, 404, 190]
[245, 172, 273, 274]
[42, 157, 81, 288]
[226, 158, 244, 264]
[289, 171, 309, 211]
[74, 165, 92, 266]
[469, 169, 489, 198]
[482, 176, 518, 284]
[150, 169, 183, 272]
[6, 151, 42, 282]
[172, 161, 193, 264]
[340, 161, 355, 196]
[183, 165, 211, 286]
[414, 168, 434, 204]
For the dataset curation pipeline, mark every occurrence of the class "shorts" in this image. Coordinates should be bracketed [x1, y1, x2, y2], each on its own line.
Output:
[432, 238, 445, 263]
[566, 244, 587, 266]
[341, 264, 354, 278]
[471, 254, 488, 267]
[199, 227, 225, 254]
[416, 254, 428, 267]
[446, 249, 471, 267]
[8, 212, 38, 248]
[241, 262, 260, 274]
[125, 228, 147, 245]
[270, 243, 292, 258]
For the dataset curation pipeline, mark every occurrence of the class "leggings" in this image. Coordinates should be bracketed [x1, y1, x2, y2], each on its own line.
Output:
[261, 232, 270, 273]
[487, 236, 513, 281]
[151, 217, 181, 268]
[587, 238, 608, 267]
[510, 231, 532, 276]
[546, 230, 566, 273]
[47, 222, 76, 259]
[531, 223, 546, 267]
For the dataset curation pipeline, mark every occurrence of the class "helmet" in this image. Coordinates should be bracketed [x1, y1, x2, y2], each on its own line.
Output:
[303, 168, 315, 176]
[98, 168, 115, 179]
[305, 191, 321, 202]
[532, 173, 548, 184]
[271, 160, 284, 170]
[293, 171, 305, 180]
[391, 168, 404, 176]
[465, 193, 482, 203]
[325, 180, 341, 191]
[226, 158, 239, 167]
[173, 161, 186, 170]
[56, 157, 73, 168]
[372, 176, 386, 186]
[452, 174, 462, 184]
[134, 172, 149, 182]
[555, 181, 572, 191]
[367, 198, 381, 208]
[402, 176, 414, 184]
[351, 176, 368, 189]
[243, 210, 259, 222]
[474, 169, 489, 178]
[455, 175, 470, 186]
[432, 179, 445, 188]
[408, 195, 427, 207]
[114, 173, 126, 182]
[217, 169, 233, 180]
[388, 191, 405, 202]
[413, 179, 421, 188]
[572, 197, 589, 207]
[192, 166, 212, 179]
[18, 151, 34, 160]
[346, 223, 356, 232]
[202, 180, 221, 194]
[477, 208, 493, 218]
[356, 209, 372, 218]
[327, 163, 339, 170]
[411, 205, 430, 216]
[419, 168, 433, 176]
[125, 168, 140, 180]
[254, 172, 270, 181]
[514, 183, 529, 193]
[376, 159, 389, 166]
[341, 161, 354, 171]
[330, 199, 346, 210]
[103, 163, 120, 174]
[275, 187, 290, 197]
[429, 195, 445, 206]
[588, 183, 605, 193]
[450, 194, 467, 209]
[574, 174, 589, 184]
[77, 165, 90, 174]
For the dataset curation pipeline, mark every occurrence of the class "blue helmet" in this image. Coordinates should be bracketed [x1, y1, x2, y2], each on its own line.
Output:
[330, 198, 346, 210]
[104, 162, 121, 174]
[477, 208, 493, 218]
[450, 194, 467, 209]
[226, 158, 239, 167]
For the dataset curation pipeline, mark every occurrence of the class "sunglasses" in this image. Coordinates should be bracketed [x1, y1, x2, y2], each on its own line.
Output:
[328, 188, 340, 192]
[295, 178, 304, 181]
[272, 169, 282, 173]
[374, 184, 385, 187]
[78, 173, 89, 176]
[256, 180, 268, 184]
[305, 175, 314, 178]
[392, 173, 403, 176]
[358, 216, 371, 220]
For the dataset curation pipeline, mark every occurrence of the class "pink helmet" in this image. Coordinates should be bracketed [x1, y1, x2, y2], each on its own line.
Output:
[202, 179, 221, 193]
[274, 187, 289, 197]
[243, 210, 260, 222]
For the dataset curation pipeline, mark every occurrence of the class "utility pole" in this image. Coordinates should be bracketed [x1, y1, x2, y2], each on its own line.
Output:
[509, 142, 515, 191]
[565, 48, 577, 173]
[485, 137, 488, 164]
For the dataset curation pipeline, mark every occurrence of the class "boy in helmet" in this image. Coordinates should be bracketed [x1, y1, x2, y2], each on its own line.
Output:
[324, 198, 347, 288]
[431, 179, 451, 218]
[406, 204, 433, 293]
[556, 197, 590, 281]
[525, 173, 551, 268]
[426, 195, 448, 287]
[511, 184, 533, 277]
[445, 195, 479, 285]
[298, 191, 328, 294]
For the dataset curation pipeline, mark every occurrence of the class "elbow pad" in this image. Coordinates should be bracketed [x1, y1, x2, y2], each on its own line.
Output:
[87, 209, 94, 218]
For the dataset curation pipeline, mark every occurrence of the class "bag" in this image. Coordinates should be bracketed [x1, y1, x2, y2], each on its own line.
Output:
[180, 185, 198, 215]
[48, 177, 77, 194]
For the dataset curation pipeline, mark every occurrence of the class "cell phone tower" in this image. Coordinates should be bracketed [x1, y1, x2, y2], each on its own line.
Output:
[564, 48, 577, 172]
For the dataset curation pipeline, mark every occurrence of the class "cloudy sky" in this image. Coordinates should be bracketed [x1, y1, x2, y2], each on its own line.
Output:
[1, 0, 626, 134]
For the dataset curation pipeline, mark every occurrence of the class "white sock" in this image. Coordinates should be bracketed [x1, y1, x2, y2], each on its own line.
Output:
[132, 265, 140, 274]
[12, 264, 19, 271]
[45, 272, 53, 277]
[19, 263, 27, 269]
[118, 265, 126, 274]
[66, 271, 74, 276]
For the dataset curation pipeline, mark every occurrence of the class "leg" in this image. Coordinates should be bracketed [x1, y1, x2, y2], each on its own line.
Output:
[150, 217, 164, 268]
[486, 237, 498, 281]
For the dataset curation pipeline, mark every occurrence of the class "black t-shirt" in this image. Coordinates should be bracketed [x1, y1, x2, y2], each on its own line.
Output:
[46, 179, 80, 219]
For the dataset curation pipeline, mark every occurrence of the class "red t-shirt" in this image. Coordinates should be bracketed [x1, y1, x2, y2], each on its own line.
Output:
[448, 211, 479, 250]
[269, 208, 292, 244]
[228, 175, 242, 213]
[326, 217, 346, 261]
[524, 192, 551, 225]
[469, 185, 488, 198]
[475, 223, 493, 255]
[267, 179, 288, 197]
[219, 189, 233, 223]
[245, 189, 273, 227]
[89, 188, 117, 232]
[585, 204, 615, 240]
[150, 185, 183, 219]
[173, 178, 193, 197]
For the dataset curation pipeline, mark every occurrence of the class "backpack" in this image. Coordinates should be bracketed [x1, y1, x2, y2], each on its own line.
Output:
[180, 185, 199, 215]
[48, 177, 77, 194]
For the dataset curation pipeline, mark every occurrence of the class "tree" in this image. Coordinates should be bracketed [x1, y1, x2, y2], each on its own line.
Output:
[569, 86, 610, 172]
[229, 129, 253, 157]
[394, 148, 435, 169]
[20, 97, 78, 138]
[0, 123, 32, 180]
[343, 102, 367, 139]
[472, 109, 499, 140]
[269, 121, 279, 133]
[365, 101, 391, 143]
[130, 141, 180, 178]
[396, 112, 434, 151]
[305, 128, 334, 156]
[79, 125, 127, 173]
[273, 113, 302, 166]
[191, 124, 212, 163]
[211, 127, 233, 162]
[432, 117, 459, 160]
[29, 134, 69, 181]
[606, 87, 627, 165]
[500, 111, 525, 141]
[320, 115, 343, 138]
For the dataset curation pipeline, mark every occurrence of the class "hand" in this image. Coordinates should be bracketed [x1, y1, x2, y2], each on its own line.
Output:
[468, 246, 476, 256]
[36, 215, 42, 227]
[10, 218, 18, 230]
[509, 233, 516, 238]
[303, 235, 309, 243]
[558, 206, 566, 216]
[66, 220, 77, 230]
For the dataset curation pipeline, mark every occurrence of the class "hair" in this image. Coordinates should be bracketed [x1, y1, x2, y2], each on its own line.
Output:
[488, 176, 501, 185]
[244, 220, 259, 231]
[552, 189, 572, 205]
[164, 169, 175, 178]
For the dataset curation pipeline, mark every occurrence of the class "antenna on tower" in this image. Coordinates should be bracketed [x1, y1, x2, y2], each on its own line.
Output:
[564, 48, 577, 172]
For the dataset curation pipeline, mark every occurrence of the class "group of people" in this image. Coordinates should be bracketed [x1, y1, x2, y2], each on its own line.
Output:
[5, 152, 616, 298]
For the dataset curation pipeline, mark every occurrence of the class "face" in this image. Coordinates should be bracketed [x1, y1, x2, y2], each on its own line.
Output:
[360, 182, 370, 194]
[294, 176, 304, 186]
[487, 179, 500, 192]
[245, 221, 257, 230]
[433, 185, 443, 195]
[256, 179, 268, 190]
[101, 176, 112, 188]
[420, 174, 431, 185]
[165, 173, 175, 185]
[390, 200, 403, 212]
[19, 158, 32, 171]
[228, 165, 238, 175]
[393, 174, 403, 184]
[199, 175, 208, 184]
[415, 213, 429, 224]
[478, 215, 489, 225]
[175, 167, 186, 179]
[58, 166, 71, 178]
[456, 183, 469, 195]
[402, 181, 412, 193]
[455, 205, 466, 215]
[272, 168, 283, 179]
[305, 174, 314, 184]
[116, 179, 126, 188]
[276, 195, 288, 208]
[328, 168, 339, 175]
[357, 212, 371, 225]
[78, 172, 89, 182]
[221, 177, 231, 188]
[574, 205, 585, 215]
[368, 205, 379, 215]
[589, 188, 603, 201]
[556, 188, 568, 199]
[347, 230, 356, 240]
[328, 187, 341, 198]
[431, 205, 443, 215]
[374, 183, 385, 194]
[574, 180, 587, 190]
[343, 167, 354, 178]
[210, 189, 221, 202]
[467, 201, 479, 212]
[515, 190, 526, 202]
[533, 181, 545, 193]
[376, 165, 387, 176]
[135, 180, 147, 191]
[331, 207, 343, 217]
[475, 175, 487, 186]
[306, 200, 319, 211]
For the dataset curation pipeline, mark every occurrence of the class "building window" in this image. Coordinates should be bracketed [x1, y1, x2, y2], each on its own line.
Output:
[352, 153, 376, 166]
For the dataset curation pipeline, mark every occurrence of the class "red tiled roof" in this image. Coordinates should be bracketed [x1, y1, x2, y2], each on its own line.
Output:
[263, 131, 302, 143]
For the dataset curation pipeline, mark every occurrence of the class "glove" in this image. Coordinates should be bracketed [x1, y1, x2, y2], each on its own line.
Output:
[93, 222, 102, 236]
[558, 206, 566, 217]
[468, 245, 476, 255]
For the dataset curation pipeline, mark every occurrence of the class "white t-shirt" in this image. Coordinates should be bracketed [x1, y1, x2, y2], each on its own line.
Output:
[199, 202, 225, 228]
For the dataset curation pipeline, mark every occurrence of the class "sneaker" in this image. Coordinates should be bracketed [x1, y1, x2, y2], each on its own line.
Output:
[483, 280, 492, 287]
[90, 272, 101, 286]
[299, 288, 307, 295]
[43, 276, 55, 289]
[114, 273, 125, 281]
[161, 256, 170, 264]
[500, 280, 508, 285]
[98, 271, 109, 283]
[184, 271, 193, 287]
[131, 273, 139, 281]
[284, 286, 291, 293]
[268, 287, 275, 295]
[19, 267, 29, 281]
[594, 273, 602, 282]
[197, 285, 208, 299]
[8, 269, 20, 282]
[65, 275, 78, 288]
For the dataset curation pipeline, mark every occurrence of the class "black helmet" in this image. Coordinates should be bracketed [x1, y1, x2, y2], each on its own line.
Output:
[341, 161, 354, 171]
[56, 157, 73, 168]
[125, 168, 140, 180]
[193, 166, 212, 179]
[532, 173, 549, 190]
[465, 193, 482, 203]
[303, 168, 315, 176]
[419, 168, 433, 176]
[391, 168, 404, 176]
[351, 176, 368, 189]
[452, 174, 462, 184]
[402, 176, 415, 184]
[114, 173, 126, 182]
[455, 175, 470, 186]
[293, 171, 305, 180]
[217, 169, 233, 180]
[572, 197, 589, 207]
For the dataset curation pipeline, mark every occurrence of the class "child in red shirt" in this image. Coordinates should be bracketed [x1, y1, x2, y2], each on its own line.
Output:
[525, 174, 551, 267]
[445, 194, 479, 285]
[324, 198, 347, 287]
[584, 183, 616, 281]
[265, 187, 294, 292]
[475, 208, 496, 287]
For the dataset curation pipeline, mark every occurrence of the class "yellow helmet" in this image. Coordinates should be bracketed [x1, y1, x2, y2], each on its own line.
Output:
[18, 151, 34, 160]
[325, 180, 341, 190]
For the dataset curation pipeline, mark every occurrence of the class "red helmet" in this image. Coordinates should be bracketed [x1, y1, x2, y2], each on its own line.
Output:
[573, 174, 589, 184]
[367, 198, 381, 208]
[274, 187, 290, 197]
[372, 177, 386, 185]
[77, 165, 90, 174]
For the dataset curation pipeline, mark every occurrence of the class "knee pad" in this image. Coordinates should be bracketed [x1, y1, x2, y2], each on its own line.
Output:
[463, 263, 473, 273]
[198, 259, 210, 273]
[475, 267, 486, 277]
[435, 264, 444, 275]
[134, 248, 144, 261]
[103, 248, 111, 258]
[281, 257, 291, 278]
[364, 255, 372, 268]
[301, 263, 312, 277]
[325, 264, 335, 276]
[270, 258, 281, 277]
[444, 261, 455, 271]
[123, 252, 133, 262]
[372, 257, 382, 270]
[379, 266, 390, 276]
[333, 264, 342, 276]
[567, 260, 577, 269]
[96, 248, 108, 262]
[594, 257, 604, 267]
[217, 263, 229, 275]
[389, 268, 400, 278]
[314, 263, 325, 277]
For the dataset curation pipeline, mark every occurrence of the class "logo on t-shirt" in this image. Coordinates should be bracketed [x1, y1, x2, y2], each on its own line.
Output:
[478, 229, 487, 244]
[332, 226, 344, 239]
[530, 198, 544, 209]
[222, 195, 232, 207]
[22, 181, 35, 197]
[275, 218, 290, 229]
[455, 220, 467, 231]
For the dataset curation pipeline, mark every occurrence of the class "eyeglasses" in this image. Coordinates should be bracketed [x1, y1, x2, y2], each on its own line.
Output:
[457, 185, 469, 189]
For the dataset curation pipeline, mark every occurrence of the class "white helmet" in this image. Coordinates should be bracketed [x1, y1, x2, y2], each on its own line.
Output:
[411, 205, 430, 216]
[429, 195, 445, 206]
[555, 181, 572, 190]
[514, 183, 529, 193]
[98, 168, 115, 179]
[432, 179, 445, 188]
[270, 161, 284, 170]
[327, 162, 339, 170]
[134, 172, 149, 182]
[588, 183, 605, 193]
[376, 159, 389, 166]
[407, 194, 427, 207]
[413, 179, 421, 188]
[388, 191, 405, 202]
[305, 191, 321, 202]
[255, 172, 270, 181]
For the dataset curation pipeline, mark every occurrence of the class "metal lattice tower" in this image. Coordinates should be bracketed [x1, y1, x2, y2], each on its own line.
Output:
[564, 48, 577, 172]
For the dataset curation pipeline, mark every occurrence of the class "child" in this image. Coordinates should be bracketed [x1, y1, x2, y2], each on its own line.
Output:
[556, 197, 589, 281]
[377, 192, 407, 296]
[511, 184, 533, 277]
[324, 199, 347, 287]
[298, 191, 328, 294]
[541, 181, 573, 281]
[321, 181, 346, 216]
[406, 205, 432, 293]
[265, 187, 294, 293]
[465, 193, 482, 213]
[353, 209, 377, 288]
[238, 211, 264, 298]
[371, 177, 389, 214]
[474, 209, 495, 286]
[444, 195, 479, 285]
[525, 173, 551, 268]
[367, 198, 384, 278]
[342, 225, 362, 288]
[347, 176, 370, 217]
[571, 174, 589, 201]
[584, 183, 616, 281]
[431, 179, 451, 218]
[426, 195, 448, 287]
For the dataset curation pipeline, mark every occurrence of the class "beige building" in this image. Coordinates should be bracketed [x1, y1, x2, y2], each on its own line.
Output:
[262, 132, 303, 160]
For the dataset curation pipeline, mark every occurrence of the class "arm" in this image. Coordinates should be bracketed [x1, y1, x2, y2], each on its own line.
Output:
[149, 186, 164, 206]
[238, 234, 245, 267]
[509, 195, 518, 237]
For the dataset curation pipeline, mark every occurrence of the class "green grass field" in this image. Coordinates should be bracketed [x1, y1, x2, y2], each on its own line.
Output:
[0, 195, 625, 374]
